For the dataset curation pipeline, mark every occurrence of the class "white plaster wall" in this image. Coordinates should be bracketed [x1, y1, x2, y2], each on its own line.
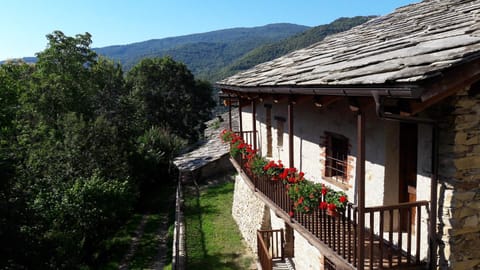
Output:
[241, 98, 387, 207]
[269, 209, 285, 230]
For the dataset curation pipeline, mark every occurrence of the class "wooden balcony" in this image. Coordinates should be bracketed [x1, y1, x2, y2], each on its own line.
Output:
[231, 154, 429, 270]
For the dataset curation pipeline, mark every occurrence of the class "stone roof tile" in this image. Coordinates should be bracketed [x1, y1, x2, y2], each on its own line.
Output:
[218, 0, 480, 89]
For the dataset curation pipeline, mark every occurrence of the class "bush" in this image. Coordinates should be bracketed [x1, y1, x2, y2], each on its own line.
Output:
[133, 126, 186, 189]
[30, 174, 134, 268]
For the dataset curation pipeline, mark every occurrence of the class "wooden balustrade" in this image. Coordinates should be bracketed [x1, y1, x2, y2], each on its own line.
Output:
[231, 153, 429, 269]
[257, 229, 285, 270]
[257, 231, 273, 270]
[361, 201, 429, 269]
[235, 130, 257, 148]
[259, 229, 285, 259]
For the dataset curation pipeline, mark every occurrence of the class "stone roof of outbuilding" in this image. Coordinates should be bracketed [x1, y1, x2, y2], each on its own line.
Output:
[217, 0, 480, 89]
[173, 110, 238, 173]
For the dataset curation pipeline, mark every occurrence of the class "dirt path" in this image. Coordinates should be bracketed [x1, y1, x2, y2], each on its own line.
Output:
[119, 214, 149, 270]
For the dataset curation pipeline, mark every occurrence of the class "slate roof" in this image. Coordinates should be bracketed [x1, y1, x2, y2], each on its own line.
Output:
[217, 0, 480, 91]
[173, 110, 238, 172]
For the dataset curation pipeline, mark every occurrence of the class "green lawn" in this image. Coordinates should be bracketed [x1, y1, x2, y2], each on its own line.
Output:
[184, 179, 255, 270]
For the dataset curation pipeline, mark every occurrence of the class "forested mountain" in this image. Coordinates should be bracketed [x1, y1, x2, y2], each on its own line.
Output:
[217, 16, 376, 80]
[95, 23, 310, 75]
[1, 17, 374, 83]
[94, 17, 374, 81]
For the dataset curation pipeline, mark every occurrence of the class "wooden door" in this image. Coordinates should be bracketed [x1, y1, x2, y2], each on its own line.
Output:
[399, 123, 417, 232]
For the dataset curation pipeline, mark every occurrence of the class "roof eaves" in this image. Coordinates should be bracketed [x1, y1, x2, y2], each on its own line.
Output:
[216, 84, 423, 99]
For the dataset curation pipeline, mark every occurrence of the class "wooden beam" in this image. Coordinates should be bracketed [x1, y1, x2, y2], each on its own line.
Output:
[252, 100, 257, 151]
[429, 126, 439, 269]
[348, 97, 360, 112]
[238, 97, 243, 137]
[411, 59, 480, 114]
[356, 111, 366, 270]
[273, 95, 288, 104]
[313, 96, 343, 108]
[228, 95, 232, 130]
[288, 100, 294, 168]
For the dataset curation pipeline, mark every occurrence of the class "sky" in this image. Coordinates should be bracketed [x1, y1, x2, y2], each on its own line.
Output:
[0, 0, 419, 60]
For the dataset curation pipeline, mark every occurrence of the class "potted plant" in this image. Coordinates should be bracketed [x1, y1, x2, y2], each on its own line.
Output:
[321, 186, 348, 217]
[250, 155, 268, 177]
[263, 160, 284, 181]
[287, 181, 321, 214]
[220, 129, 234, 143]
[220, 129, 248, 158]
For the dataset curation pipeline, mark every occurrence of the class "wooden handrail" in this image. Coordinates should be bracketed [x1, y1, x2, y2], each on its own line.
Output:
[364, 200, 429, 212]
[257, 231, 273, 270]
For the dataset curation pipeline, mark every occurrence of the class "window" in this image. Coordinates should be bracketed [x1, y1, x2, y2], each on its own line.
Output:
[325, 132, 349, 184]
[275, 116, 285, 147]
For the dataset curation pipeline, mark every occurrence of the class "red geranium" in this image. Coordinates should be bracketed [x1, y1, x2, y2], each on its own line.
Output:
[319, 201, 328, 210]
[328, 203, 336, 211]
[321, 186, 328, 196]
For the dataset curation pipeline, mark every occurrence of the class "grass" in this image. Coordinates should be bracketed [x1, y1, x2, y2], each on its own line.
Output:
[184, 179, 255, 270]
[97, 181, 177, 270]
[97, 213, 144, 269]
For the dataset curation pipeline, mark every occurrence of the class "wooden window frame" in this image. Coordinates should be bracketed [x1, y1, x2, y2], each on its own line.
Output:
[324, 132, 349, 186]
[275, 116, 285, 148]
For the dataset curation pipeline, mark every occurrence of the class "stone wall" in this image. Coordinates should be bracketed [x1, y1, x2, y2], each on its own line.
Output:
[436, 88, 480, 269]
[231, 174, 267, 253]
[198, 154, 233, 180]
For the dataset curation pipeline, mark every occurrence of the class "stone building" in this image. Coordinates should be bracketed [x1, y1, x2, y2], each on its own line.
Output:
[216, 0, 480, 269]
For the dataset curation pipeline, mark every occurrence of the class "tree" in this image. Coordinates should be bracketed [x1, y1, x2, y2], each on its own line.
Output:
[0, 32, 215, 268]
[25, 31, 98, 124]
[0, 61, 35, 269]
[1, 32, 135, 269]
[126, 57, 215, 142]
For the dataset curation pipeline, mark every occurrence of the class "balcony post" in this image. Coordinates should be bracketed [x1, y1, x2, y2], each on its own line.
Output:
[252, 100, 257, 151]
[284, 223, 295, 258]
[228, 94, 232, 131]
[429, 125, 439, 268]
[288, 99, 294, 168]
[238, 97, 243, 138]
[356, 110, 366, 270]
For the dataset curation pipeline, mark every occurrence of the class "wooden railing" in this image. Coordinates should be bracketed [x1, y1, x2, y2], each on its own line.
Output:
[233, 155, 430, 269]
[362, 201, 429, 269]
[257, 231, 273, 270]
[235, 131, 257, 148]
[257, 229, 285, 270]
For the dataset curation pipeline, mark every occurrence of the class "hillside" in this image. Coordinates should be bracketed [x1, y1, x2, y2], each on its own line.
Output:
[216, 16, 376, 81]
[1, 17, 374, 82]
[95, 23, 310, 74]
